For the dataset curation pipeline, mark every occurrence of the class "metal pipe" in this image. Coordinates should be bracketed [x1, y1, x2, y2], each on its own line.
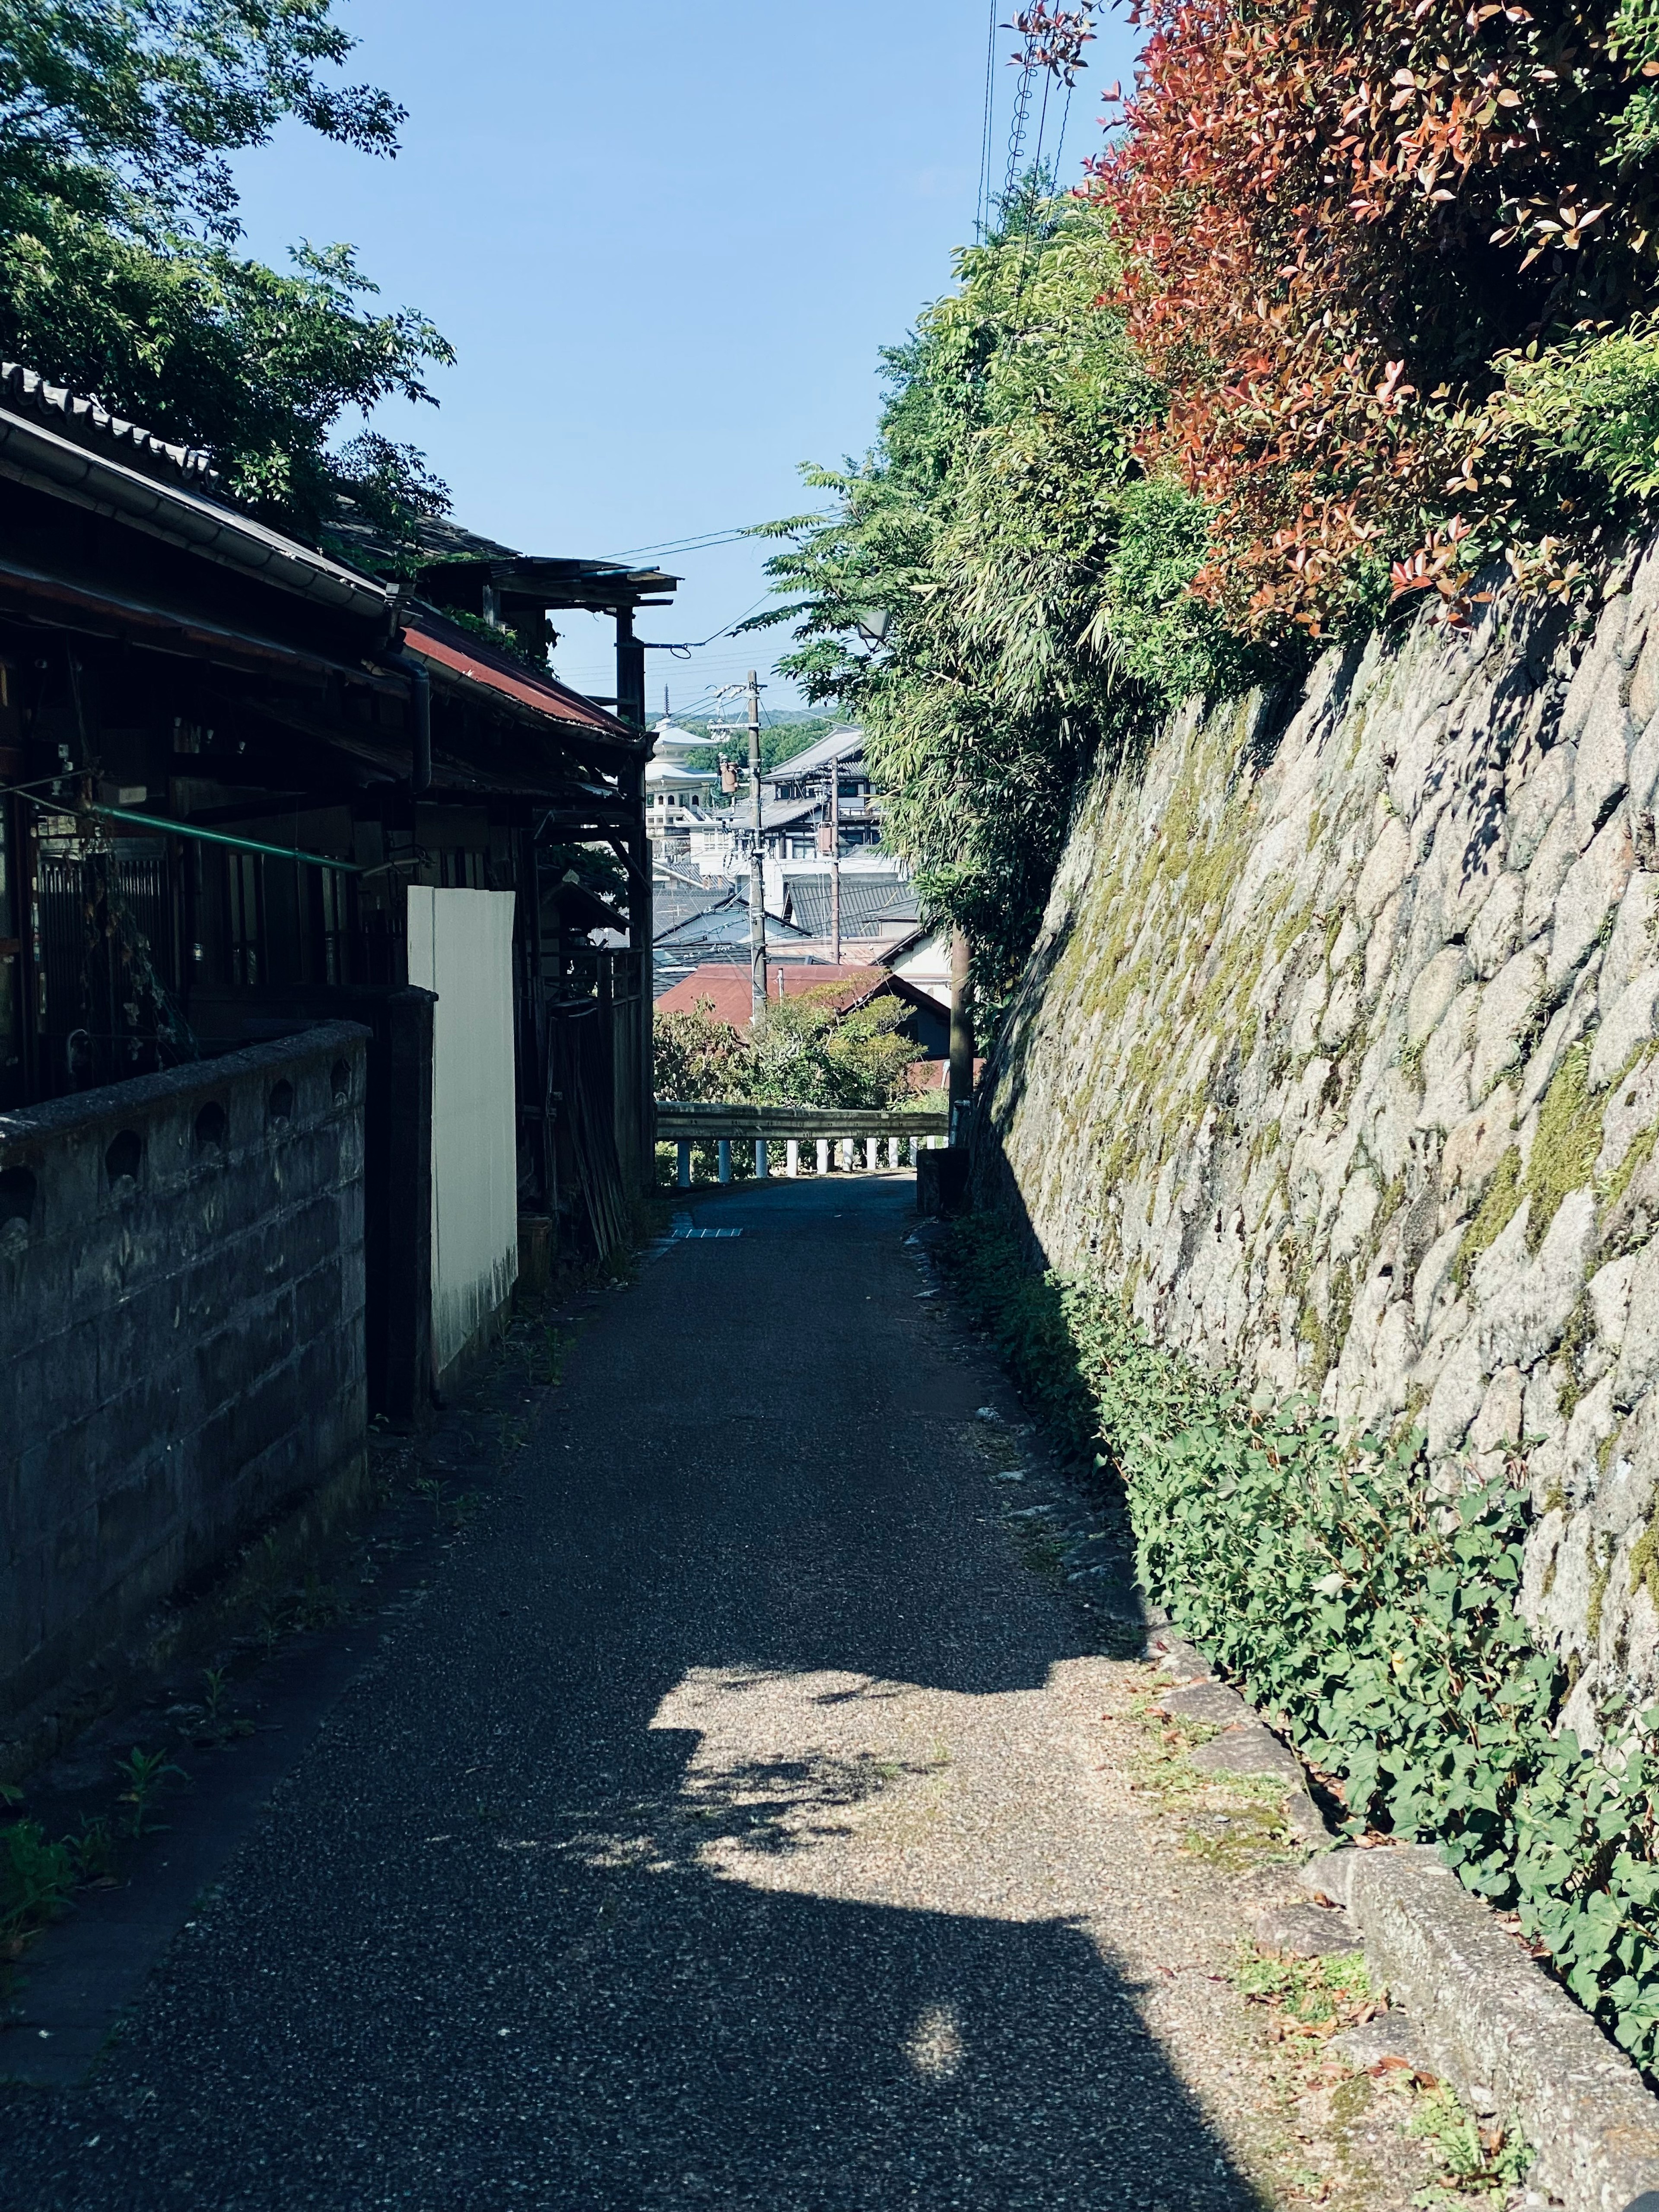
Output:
[28, 793, 359, 873]
[829, 753, 841, 963]
[384, 648, 432, 795]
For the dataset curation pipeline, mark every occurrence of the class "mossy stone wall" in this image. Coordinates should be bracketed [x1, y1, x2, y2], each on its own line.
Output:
[978, 545, 1659, 1738]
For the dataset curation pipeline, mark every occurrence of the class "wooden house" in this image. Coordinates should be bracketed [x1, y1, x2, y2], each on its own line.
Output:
[0, 362, 672, 1411]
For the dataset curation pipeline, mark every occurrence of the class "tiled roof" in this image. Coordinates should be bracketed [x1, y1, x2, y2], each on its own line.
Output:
[655, 900, 807, 948]
[652, 883, 738, 938]
[748, 798, 821, 832]
[327, 505, 518, 571]
[781, 874, 918, 938]
[0, 362, 220, 493]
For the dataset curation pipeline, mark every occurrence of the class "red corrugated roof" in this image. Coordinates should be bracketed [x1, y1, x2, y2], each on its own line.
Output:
[402, 623, 629, 736]
[657, 961, 893, 1027]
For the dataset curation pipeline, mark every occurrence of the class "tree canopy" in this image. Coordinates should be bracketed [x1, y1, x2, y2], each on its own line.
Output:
[653, 986, 919, 1111]
[750, 186, 1259, 989]
[0, 0, 451, 543]
[1096, 0, 1659, 637]
[760, 0, 1659, 995]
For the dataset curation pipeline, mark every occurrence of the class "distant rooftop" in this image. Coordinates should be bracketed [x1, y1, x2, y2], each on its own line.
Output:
[763, 727, 864, 785]
[656, 961, 893, 1026]
[781, 873, 918, 939]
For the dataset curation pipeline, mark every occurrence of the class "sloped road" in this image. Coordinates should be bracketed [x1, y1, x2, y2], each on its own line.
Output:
[1, 1177, 1275, 2210]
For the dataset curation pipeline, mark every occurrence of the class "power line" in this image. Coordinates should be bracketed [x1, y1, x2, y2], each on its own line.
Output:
[976, 0, 998, 238]
[613, 513, 831, 563]
[1050, 71, 1077, 188]
[614, 526, 761, 559]
[1031, 48, 1053, 181]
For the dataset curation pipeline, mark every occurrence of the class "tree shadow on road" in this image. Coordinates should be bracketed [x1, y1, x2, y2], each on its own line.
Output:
[0, 1178, 1262, 2212]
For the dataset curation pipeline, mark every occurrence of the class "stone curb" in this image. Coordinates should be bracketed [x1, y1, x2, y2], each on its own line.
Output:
[1148, 1632, 1659, 2209]
[1305, 1844, 1659, 2212]
[1147, 1630, 1328, 1846]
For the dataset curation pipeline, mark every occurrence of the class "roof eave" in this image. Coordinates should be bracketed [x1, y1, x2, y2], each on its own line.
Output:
[0, 407, 396, 627]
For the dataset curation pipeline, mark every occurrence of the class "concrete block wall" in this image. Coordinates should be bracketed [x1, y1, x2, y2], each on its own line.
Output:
[0, 1022, 368, 1724]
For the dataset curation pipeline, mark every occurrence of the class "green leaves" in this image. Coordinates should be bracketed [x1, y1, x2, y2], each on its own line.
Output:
[652, 986, 921, 1113]
[0, 0, 402, 238]
[0, 0, 450, 537]
[749, 194, 1204, 995]
[950, 1210, 1659, 2081]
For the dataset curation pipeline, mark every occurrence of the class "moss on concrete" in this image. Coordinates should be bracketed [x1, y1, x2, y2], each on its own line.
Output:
[1630, 1512, 1659, 1612]
[1524, 1044, 1603, 1253]
[1452, 1150, 1523, 1290]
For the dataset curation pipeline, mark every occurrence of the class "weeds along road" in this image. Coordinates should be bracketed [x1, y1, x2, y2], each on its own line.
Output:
[0, 1176, 1411, 2210]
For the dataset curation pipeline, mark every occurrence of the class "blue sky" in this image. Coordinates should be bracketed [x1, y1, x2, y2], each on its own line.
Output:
[232, 2, 1138, 710]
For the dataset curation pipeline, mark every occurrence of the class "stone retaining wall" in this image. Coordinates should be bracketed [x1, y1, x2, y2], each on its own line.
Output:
[0, 1024, 367, 1723]
[979, 544, 1659, 1737]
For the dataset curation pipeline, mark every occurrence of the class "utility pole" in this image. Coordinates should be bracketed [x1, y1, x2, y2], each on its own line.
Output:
[617, 600, 652, 1192]
[747, 669, 767, 1020]
[828, 750, 841, 964]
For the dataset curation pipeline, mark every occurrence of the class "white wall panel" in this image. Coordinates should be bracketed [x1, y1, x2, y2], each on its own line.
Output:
[405, 887, 518, 1383]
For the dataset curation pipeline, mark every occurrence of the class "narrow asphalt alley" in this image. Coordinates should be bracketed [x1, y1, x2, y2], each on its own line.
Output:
[2, 1179, 1283, 2210]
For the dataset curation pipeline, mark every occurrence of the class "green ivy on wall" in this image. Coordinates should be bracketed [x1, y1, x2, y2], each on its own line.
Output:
[947, 1213, 1659, 2072]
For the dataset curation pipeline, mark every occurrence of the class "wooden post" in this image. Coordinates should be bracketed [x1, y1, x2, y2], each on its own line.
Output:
[948, 925, 974, 1150]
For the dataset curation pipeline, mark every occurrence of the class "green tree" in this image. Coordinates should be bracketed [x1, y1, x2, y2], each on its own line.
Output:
[654, 1001, 751, 1104]
[749, 984, 919, 1109]
[0, 0, 451, 542]
[674, 714, 842, 781]
[653, 984, 919, 1109]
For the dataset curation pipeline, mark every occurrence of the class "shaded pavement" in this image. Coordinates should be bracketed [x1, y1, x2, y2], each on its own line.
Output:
[1, 1177, 1263, 2210]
